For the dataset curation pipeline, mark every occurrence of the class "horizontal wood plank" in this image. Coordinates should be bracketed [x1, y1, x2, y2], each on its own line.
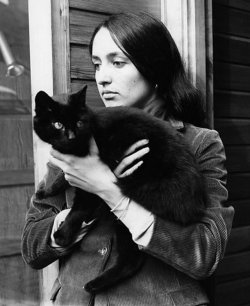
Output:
[214, 90, 250, 118]
[0, 169, 34, 187]
[0, 255, 39, 305]
[214, 62, 250, 91]
[0, 185, 34, 237]
[69, 0, 161, 18]
[0, 99, 31, 114]
[224, 225, 250, 254]
[71, 80, 104, 108]
[215, 118, 250, 145]
[228, 199, 250, 228]
[0, 116, 34, 170]
[225, 145, 250, 173]
[216, 250, 250, 278]
[0, 238, 21, 257]
[70, 10, 108, 45]
[215, 277, 250, 306]
[227, 173, 250, 200]
[70, 45, 94, 80]
[213, 4, 250, 39]
[214, 34, 250, 65]
[214, 0, 250, 12]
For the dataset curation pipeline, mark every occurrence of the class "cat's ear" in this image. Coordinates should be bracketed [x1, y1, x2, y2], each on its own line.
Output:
[35, 91, 55, 114]
[70, 85, 87, 108]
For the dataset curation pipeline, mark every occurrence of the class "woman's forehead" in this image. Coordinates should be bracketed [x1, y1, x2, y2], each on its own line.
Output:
[92, 28, 124, 58]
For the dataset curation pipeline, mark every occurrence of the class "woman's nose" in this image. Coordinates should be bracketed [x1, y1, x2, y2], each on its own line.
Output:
[96, 66, 112, 86]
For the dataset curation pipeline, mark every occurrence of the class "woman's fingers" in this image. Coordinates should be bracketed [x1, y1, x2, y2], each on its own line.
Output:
[122, 139, 149, 157]
[49, 154, 68, 171]
[89, 137, 99, 155]
[114, 146, 150, 177]
[118, 161, 144, 178]
[64, 172, 87, 188]
[50, 137, 99, 167]
[50, 149, 74, 164]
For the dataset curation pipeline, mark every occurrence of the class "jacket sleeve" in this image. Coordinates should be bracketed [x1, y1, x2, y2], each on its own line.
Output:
[21, 163, 73, 269]
[141, 129, 235, 279]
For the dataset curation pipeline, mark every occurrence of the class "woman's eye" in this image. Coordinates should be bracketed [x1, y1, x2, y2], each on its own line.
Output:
[93, 63, 100, 71]
[53, 122, 64, 130]
[113, 61, 125, 68]
[76, 121, 84, 128]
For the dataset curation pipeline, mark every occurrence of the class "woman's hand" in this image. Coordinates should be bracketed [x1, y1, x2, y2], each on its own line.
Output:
[49, 137, 149, 205]
[50, 138, 118, 197]
[114, 139, 149, 178]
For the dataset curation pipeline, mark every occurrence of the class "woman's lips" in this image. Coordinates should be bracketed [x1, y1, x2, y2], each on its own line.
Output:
[102, 91, 117, 99]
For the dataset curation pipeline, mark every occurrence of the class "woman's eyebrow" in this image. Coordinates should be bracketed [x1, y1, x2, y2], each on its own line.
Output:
[107, 52, 125, 58]
[92, 52, 126, 61]
[91, 55, 100, 61]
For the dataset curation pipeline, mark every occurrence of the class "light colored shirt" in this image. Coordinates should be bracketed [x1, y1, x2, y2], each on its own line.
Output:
[50, 198, 154, 248]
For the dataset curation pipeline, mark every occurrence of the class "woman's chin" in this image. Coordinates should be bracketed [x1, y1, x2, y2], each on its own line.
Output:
[104, 101, 124, 108]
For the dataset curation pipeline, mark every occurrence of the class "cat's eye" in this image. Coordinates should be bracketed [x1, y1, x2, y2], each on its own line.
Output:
[53, 122, 64, 130]
[76, 121, 84, 128]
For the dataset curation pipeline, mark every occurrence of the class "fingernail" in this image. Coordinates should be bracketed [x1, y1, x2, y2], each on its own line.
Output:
[144, 147, 150, 153]
[138, 160, 143, 167]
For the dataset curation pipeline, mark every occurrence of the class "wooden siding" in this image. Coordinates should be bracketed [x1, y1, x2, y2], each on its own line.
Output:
[69, 0, 161, 17]
[213, 1, 250, 305]
[0, 255, 39, 306]
[0, 1, 39, 305]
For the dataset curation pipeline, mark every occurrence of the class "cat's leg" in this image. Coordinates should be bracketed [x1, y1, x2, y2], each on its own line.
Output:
[84, 221, 145, 293]
[54, 189, 104, 247]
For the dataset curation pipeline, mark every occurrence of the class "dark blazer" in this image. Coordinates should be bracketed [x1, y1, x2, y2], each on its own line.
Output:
[21, 123, 234, 306]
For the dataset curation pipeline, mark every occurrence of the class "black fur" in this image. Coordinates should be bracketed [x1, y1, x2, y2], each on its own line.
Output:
[34, 85, 207, 292]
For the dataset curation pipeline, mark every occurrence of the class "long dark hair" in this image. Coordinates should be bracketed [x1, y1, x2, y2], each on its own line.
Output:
[89, 12, 206, 127]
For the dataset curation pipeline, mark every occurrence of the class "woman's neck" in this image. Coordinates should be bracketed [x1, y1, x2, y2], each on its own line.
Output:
[142, 96, 167, 120]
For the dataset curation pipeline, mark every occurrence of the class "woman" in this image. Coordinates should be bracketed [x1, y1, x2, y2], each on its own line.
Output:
[21, 12, 234, 305]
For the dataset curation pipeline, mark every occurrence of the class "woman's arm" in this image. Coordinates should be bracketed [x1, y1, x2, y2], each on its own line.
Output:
[101, 129, 234, 279]
[21, 163, 85, 269]
[23, 139, 149, 270]
[138, 129, 234, 279]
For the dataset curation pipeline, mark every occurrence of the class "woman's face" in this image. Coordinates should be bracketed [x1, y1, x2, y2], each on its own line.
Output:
[91, 27, 156, 108]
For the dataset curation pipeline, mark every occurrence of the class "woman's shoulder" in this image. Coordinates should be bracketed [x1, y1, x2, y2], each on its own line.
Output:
[183, 123, 224, 157]
[184, 123, 219, 139]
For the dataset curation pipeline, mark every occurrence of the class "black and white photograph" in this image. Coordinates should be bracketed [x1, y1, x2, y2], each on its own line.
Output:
[0, 0, 249, 305]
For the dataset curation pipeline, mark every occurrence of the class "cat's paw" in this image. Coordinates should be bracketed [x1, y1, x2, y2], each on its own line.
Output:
[36, 187, 54, 199]
[84, 280, 100, 293]
[54, 227, 73, 247]
[36, 189, 46, 199]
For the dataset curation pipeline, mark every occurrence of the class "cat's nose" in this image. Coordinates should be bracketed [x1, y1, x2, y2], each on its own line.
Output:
[68, 131, 75, 139]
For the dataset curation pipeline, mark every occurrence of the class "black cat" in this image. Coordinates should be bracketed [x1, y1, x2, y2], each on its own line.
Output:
[33, 85, 207, 293]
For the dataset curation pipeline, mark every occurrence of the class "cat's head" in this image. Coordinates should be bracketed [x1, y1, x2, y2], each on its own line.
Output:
[34, 85, 91, 155]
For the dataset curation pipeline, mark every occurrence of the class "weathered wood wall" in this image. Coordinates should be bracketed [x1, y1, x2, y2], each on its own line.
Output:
[213, 0, 250, 305]
[0, 1, 39, 305]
